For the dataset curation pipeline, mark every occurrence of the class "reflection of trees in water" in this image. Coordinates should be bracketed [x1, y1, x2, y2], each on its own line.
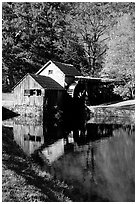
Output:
[40, 103, 135, 202]
[72, 123, 119, 145]
[94, 126, 135, 202]
[83, 145, 96, 183]
[24, 109, 134, 202]
[86, 124, 123, 141]
[47, 124, 135, 202]
[5, 101, 134, 202]
[121, 125, 135, 136]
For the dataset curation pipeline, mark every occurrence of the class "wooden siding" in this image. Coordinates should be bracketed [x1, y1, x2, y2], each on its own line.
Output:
[2, 93, 14, 101]
[14, 74, 44, 106]
[44, 90, 64, 108]
[57, 90, 64, 107]
[2, 93, 14, 107]
[39, 62, 65, 87]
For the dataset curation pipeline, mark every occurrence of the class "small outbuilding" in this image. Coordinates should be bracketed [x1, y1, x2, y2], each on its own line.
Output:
[13, 73, 65, 117]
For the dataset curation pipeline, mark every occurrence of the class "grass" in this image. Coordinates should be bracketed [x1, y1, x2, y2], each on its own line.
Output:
[2, 126, 72, 202]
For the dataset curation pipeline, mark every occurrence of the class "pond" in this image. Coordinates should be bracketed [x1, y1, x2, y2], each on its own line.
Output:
[2, 108, 135, 202]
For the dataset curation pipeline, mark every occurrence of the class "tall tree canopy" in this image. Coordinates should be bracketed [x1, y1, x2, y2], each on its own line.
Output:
[2, 2, 70, 90]
[67, 3, 113, 76]
[101, 13, 135, 99]
[2, 2, 135, 99]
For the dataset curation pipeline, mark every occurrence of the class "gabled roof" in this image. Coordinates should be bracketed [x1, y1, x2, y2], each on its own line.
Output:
[36, 60, 82, 76]
[52, 61, 82, 76]
[13, 73, 64, 90]
[30, 74, 64, 90]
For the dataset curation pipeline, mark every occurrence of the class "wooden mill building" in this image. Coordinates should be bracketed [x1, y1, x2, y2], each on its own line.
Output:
[3, 60, 120, 117]
[10, 60, 82, 116]
[36, 60, 82, 88]
[13, 73, 64, 117]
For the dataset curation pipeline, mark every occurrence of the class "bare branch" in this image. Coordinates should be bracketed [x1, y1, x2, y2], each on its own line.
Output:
[99, 37, 110, 43]
[96, 48, 106, 59]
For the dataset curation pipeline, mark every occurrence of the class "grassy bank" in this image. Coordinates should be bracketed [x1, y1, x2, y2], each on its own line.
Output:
[2, 126, 72, 202]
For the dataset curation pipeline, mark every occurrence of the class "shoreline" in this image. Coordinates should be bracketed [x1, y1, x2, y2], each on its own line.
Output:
[2, 126, 72, 202]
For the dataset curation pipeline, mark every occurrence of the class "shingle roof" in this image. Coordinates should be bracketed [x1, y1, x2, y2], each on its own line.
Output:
[30, 74, 64, 90]
[36, 60, 82, 76]
[52, 61, 81, 76]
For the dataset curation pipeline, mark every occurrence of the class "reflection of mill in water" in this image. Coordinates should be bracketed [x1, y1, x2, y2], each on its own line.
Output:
[11, 118, 44, 155]
[11, 117, 75, 159]
[10, 116, 120, 177]
[3, 114, 134, 202]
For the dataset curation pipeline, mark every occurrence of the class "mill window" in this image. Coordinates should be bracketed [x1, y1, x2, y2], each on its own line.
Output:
[48, 70, 53, 75]
[24, 89, 41, 96]
[36, 136, 41, 142]
[30, 90, 36, 96]
[37, 90, 41, 96]
[29, 135, 35, 141]
[24, 90, 30, 96]
[24, 134, 42, 142]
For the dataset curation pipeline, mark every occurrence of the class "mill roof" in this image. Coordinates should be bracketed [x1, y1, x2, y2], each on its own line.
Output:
[36, 60, 82, 76]
[30, 74, 64, 90]
[52, 61, 81, 76]
[12, 73, 64, 90]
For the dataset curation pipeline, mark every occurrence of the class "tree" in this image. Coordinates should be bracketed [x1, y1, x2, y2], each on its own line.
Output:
[101, 13, 135, 99]
[66, 2, 114, 76]
[2, 2, 70, 91]
[2, 2, 38, 90]
[2, 2, 135, 95]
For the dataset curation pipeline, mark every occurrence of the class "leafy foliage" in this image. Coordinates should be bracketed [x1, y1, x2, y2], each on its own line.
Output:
[101, 14, 135, 99]
[67, 3, 112, 76]
[2, 2, 70, 90]
[2, 2, 135, 99]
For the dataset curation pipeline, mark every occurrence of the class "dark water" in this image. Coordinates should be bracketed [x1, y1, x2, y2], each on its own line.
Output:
[3, 112, 135, 202]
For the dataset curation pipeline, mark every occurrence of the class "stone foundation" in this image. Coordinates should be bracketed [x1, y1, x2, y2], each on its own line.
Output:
[88, 106, 135, 124]
[13, 105, 43, 118]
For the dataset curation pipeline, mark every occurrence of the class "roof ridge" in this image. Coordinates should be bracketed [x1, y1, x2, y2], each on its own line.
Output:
[12, 73, 30, 90]
[36, 60, 52, 75]
[36, 60, 82, 76]
[53, 60, 73, 67]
